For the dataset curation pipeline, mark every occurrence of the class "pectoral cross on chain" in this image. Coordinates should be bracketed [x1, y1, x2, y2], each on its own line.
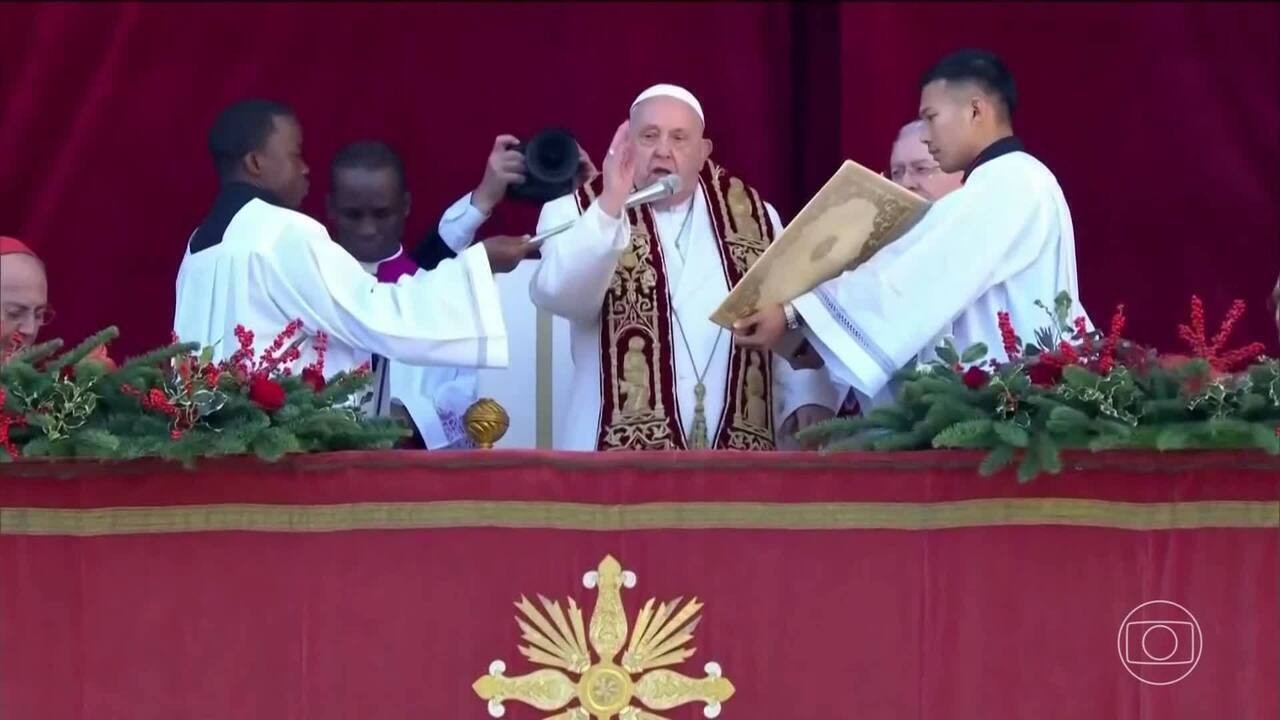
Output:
[688, 382, 710, 449]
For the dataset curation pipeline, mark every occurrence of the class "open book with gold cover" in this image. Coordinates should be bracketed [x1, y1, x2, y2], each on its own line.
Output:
[709, 159, 931, 329]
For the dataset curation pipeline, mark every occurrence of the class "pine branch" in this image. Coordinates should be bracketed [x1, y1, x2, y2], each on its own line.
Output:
[45, 326, 120, 375]
[871, 429, 929, 451]
[4, 338, 64, 366]
[992, 421, 1030, 448]
[932, 419, 995, 449]
[797, 416, 869, 446]
[118, 342, 202, 373]
[978, 445, 1017, 477]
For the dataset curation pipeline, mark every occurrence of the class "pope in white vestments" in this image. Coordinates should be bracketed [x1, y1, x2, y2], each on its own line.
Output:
[734, 50, 1090, 410]
[530, 84, 840, 451]
[174, 100, 509, 380]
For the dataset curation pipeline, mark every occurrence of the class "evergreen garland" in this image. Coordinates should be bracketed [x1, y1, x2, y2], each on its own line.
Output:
[801, 293, 1280, 482]
[0, 321, 409, 466]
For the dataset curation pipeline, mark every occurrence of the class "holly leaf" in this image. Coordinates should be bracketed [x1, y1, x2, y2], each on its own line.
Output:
[1061, 365, 1098, 388]
[199, 345, 215, 366]
[936, 338, 960, 367]
[960, 343, 989, 364]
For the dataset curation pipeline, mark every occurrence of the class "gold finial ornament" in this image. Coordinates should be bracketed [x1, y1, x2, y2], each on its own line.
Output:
[473, 555, 735, 719]
[464, 398, 509, 449]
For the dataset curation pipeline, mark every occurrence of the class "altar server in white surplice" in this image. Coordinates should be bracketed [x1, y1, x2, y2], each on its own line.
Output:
[734, 50, 1091, 409]
[529, 84, 841, 451]
[175, 99, 528, 380]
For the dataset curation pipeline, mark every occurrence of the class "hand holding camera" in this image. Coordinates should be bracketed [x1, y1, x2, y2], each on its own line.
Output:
[471, 130, 596, 216]
[471, 134, 526, 215]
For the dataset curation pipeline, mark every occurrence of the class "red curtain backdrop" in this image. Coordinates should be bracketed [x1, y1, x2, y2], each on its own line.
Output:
[1, 2, 1277, 358]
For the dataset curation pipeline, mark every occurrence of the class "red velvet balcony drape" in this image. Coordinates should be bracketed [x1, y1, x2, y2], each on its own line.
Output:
[1, 450, 1276, 719]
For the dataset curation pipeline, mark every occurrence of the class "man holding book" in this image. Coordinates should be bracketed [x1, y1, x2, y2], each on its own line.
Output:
[733, 49, 1090, 411]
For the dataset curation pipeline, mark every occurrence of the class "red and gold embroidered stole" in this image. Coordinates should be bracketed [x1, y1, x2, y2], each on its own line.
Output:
[573, 161, 777, 451]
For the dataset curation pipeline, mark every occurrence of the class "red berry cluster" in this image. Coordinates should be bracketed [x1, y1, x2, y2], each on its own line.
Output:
[1177, 296, 1266, 372]
[1095, 305, 1126, 376]
[226, 326, 257, 377]
[1074, 316, 1092, 353]
[300, 331, 329, 392]
[997, 311, 1020, 359]
[218, 320, 313, 412]
[0, 387, 28, 459]
[121, 384, 186, 439]
[257, 319, 304, 375]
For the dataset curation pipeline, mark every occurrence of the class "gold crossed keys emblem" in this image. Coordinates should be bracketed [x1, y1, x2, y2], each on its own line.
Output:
[473, 555, 735, 719]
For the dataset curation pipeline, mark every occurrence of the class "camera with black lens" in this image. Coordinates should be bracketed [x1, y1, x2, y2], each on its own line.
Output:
[506, 128, 583, 203]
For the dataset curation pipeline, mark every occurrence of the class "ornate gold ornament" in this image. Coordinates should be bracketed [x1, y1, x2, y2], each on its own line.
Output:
[464, 398, 510, 448]
[473, 555, 735, 719]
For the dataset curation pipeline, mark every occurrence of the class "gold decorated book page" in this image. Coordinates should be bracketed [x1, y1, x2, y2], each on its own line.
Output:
[709, 159, 930, 328]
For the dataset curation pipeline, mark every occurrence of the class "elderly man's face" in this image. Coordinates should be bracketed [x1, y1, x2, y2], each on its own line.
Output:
[0, 254, 49, 347]
[629, 96, 712, 207]
[890, 126, 964, 201]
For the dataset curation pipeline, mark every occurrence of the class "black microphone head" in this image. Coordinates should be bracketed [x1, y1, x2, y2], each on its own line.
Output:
[507, 128, 582, 203]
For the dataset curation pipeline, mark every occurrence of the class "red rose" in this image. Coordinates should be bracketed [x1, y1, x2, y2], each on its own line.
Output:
[1027, 361, 1063, 387]
[301, 367, 326, 392]
[961, 366, 990, 389]
[248, 376, 286, 412]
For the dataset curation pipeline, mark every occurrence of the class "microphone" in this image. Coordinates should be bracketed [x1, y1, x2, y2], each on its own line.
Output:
[624, 175, 682, 209]
[527, 175, 685, 245]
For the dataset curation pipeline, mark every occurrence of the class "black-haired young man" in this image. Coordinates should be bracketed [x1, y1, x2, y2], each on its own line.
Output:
[174, 99, 531, 386]
[735, 49, 1091, 413]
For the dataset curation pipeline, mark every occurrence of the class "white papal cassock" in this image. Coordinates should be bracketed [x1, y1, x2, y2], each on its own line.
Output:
[794, 139, 1090, 410]
[530, 165, 840, 451]
[173, 183, 508, 381]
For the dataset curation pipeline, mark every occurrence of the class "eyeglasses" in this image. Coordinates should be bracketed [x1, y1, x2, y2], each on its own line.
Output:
[2, 304, 56, 328]
[889, 163, 943, 183]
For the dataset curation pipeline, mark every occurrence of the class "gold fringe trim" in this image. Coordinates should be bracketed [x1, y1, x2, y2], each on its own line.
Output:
[1, 499, 1275, 536]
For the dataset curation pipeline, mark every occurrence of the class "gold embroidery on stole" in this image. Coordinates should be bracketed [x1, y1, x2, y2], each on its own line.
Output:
[575, 180, 682, 450]
[702, 164, 777, 450]
[575, 162, 781, 451]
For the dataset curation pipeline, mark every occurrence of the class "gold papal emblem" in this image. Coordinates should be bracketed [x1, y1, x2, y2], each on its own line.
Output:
[473, 555, 735, 719]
